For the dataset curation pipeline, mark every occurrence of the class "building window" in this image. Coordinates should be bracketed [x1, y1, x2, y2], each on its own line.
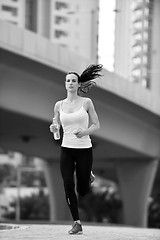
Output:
[60, 43, 67, 47]
[8, 21, 17, 24]
[55, 16, 68, 24]
[2, 5, 18, 16]
[54, 30, 67, 38]
[55, 1, 68, 10]
[131, 0, 153, 89]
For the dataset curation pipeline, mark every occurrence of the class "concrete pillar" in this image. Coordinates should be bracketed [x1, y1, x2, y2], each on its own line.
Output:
[42, 159, 70, 222]
[116, 158, 159, 227]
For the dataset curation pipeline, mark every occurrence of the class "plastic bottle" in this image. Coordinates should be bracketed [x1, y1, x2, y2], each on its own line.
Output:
[52, 118, 60, 140]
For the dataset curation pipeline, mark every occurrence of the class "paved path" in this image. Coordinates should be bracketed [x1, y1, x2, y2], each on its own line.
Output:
[0, 223, 160, 240]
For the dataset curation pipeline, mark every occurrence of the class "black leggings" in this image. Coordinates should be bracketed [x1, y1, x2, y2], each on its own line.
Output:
[60, 147, 93, 221]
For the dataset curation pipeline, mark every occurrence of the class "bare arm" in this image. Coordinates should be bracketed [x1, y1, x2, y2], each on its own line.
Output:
[53, 101, 61, 127]
[49, 101, 61, 133]
[85, 98, 100, 135]
[74, 98, 100, 138]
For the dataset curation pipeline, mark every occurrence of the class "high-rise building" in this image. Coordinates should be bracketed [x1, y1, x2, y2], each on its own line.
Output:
[114, 0, 153, 88]
[130, 0, 153, 88]
[50, 0, 98, 61]
[0, 0, 25, 27]
[0, 0, 99, 61]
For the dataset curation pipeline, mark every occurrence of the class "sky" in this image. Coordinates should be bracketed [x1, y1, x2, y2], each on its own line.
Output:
[98, 0, 116, 71]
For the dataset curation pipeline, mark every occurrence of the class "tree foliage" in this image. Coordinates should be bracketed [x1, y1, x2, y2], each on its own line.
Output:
[3, 189, 50, 220]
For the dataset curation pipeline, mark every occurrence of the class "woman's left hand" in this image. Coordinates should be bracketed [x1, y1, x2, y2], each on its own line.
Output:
[73, 129, 86, 138]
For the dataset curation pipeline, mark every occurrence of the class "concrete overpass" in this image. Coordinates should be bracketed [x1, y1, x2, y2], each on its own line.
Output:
[0, 20, 160, 227]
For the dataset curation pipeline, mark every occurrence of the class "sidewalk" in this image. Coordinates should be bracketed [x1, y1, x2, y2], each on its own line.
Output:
[0, 223, 160, 240]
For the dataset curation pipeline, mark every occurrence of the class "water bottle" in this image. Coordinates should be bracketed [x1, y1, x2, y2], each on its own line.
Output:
[52, 118, 60, 140]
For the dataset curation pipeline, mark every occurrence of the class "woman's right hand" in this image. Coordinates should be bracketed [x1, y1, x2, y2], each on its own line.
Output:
[49, 124, 59, 133]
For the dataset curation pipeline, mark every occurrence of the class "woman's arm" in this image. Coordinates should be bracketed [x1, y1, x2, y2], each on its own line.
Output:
[53, 101, 61, 126]
[74, 98, 100, 138]
[49, 101, 61, 133]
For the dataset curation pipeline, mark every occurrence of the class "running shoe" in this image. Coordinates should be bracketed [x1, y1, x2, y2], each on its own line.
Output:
[68, 222, 83, 235]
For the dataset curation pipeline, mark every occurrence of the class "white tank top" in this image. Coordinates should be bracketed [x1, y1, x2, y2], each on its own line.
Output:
[59, 100, 92, 148]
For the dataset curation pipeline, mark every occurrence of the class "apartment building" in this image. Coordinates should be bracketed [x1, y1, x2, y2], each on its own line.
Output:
[0, 0, 99, 61]
[114, 0, 153, 88]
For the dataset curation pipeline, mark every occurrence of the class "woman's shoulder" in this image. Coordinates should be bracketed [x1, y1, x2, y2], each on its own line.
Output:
[82, 97, 92, 103]
[55, 100, 61, 107]
[82, 97, 93, 106]
[81, 97, 93, 111]
[56, 99, 63, 104]
[54, 100, 63, 111]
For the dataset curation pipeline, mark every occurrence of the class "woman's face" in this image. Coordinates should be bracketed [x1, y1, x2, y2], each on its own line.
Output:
[65, 73, 80, 92]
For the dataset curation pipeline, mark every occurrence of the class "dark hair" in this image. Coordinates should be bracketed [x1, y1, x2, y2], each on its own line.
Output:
[67, 71, 81, 82]
[67, 64, 103, 93]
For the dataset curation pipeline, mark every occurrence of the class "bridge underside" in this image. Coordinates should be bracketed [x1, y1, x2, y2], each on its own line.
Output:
[0, 107, 148, 172]
[0, 48, 160, 226]
[0, 48, 152, 166]
[0, 47, 160, 183]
